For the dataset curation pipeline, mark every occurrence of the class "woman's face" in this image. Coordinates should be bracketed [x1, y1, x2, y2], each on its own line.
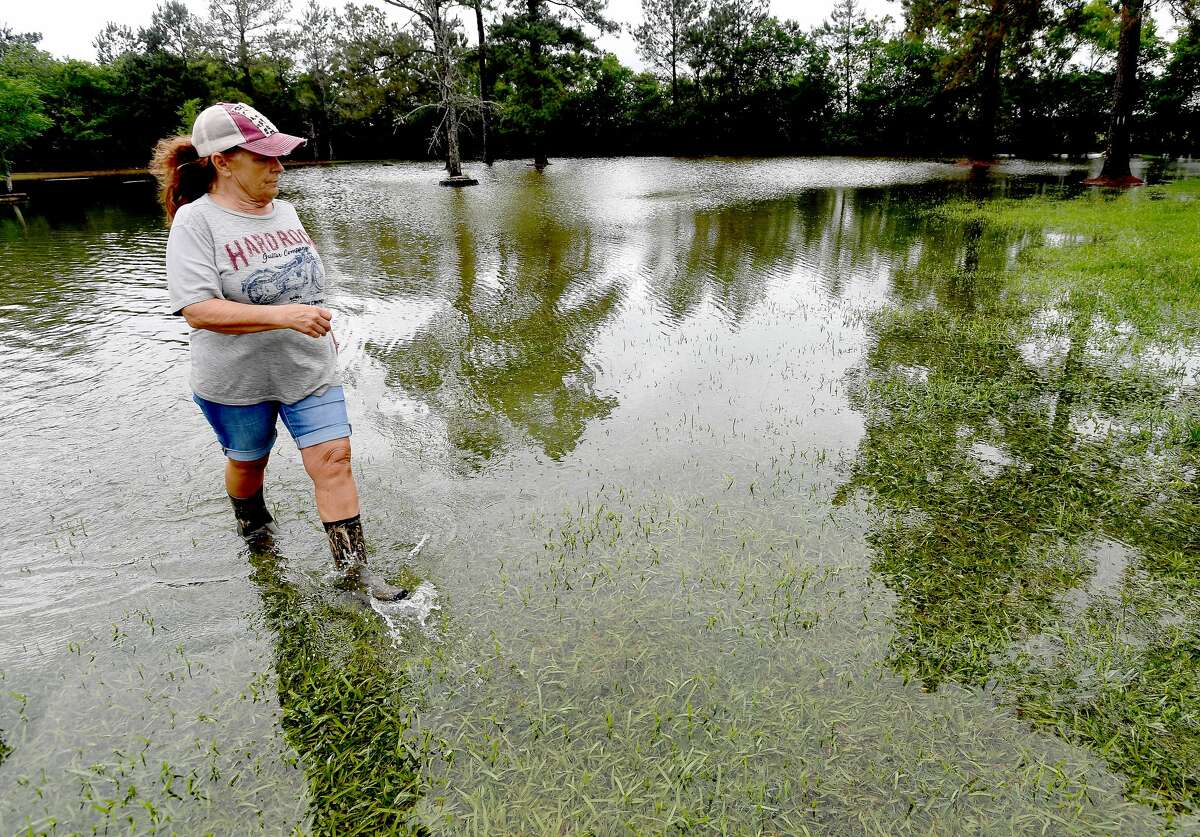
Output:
[213, 148, 285, 204]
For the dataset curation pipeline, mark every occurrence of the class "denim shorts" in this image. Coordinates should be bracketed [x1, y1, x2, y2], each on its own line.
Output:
[193, 386, 352, 461]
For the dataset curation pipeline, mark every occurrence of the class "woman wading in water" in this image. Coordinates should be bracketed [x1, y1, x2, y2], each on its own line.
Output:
[151, 102, 407, 601]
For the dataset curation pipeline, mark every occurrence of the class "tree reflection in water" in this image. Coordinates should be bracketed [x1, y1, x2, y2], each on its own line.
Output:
[837, 198, 1200, 812]
[367, 177, 622, 465]
[640, 188, 916, 322]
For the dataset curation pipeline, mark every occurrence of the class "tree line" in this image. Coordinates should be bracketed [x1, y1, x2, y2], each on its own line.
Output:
[1, 0, 1198, 182]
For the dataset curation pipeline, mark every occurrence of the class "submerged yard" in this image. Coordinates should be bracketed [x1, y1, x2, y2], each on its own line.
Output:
[0, 159, 1197, 834]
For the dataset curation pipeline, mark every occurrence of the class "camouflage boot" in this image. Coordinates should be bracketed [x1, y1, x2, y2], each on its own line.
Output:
[229, 487, 279, 545]
[324, 514, 409, 602]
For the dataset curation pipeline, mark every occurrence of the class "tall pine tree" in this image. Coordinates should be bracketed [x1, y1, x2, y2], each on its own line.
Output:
[904, 0, 1045, 161]
[205, 0, 292, 100]
[632, 0, 704, 106]
[491, 0, 613, 169]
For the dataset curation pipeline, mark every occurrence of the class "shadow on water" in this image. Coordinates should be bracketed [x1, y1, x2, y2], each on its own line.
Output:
[246, 545, 425, 835]
[365, 178, 623, 466]
[835, 174, 1200, 812]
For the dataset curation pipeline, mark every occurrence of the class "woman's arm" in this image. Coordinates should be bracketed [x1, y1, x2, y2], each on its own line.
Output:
[181, 299, 333, 338]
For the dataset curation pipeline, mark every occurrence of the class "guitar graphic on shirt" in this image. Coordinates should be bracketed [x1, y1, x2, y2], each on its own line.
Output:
[243, 250, 322, 305]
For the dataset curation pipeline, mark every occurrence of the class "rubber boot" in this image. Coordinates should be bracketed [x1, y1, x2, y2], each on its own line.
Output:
[324, 514, 409, 602]
[230, 487, 279, 546]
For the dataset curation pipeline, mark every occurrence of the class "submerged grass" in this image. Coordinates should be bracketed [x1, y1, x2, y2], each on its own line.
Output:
[0, 549, 430, 835]
[0, 610, 308, 835]
[404, 490, 1158, 834]
[843, 178, 1200, 819]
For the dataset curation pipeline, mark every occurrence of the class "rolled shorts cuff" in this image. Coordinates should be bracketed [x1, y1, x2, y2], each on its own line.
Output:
[222, 435, 278, 461]
[293, 423, 352, 449]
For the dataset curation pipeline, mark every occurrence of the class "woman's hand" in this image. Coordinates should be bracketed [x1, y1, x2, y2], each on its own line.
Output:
[180, 299, 338, 337]
[278, 304, 333, 338]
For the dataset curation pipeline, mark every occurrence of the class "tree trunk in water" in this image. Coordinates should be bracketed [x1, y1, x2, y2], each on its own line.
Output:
[670, 8, 678, 108]
[474, 0, 491, 165]
[446, 101, 463, 178]
[241, 62, 255, 98]
[321, 86, 334, 161]
[1094, 0, 1144, 184]
[971, 19, 1004, 162]
[842, 30, 851, 116]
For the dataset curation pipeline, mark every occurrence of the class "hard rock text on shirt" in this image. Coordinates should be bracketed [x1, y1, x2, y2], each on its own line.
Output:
[224, 228, 317, 270]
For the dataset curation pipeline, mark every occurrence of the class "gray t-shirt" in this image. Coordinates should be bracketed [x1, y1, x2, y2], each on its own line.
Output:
[166, 194, 340, 405]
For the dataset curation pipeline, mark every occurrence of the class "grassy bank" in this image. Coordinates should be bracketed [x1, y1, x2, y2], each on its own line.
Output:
[941, 179, 1200, 340]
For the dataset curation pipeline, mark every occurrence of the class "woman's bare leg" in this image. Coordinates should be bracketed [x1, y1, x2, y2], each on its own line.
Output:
[226, 454, 270, 498]
[299, 439, 358, 521]
[225, 454, 275, 539]
[301, 438, 406, 601]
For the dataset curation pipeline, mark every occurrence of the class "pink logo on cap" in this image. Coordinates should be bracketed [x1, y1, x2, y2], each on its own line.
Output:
[224, 103, 276, 143]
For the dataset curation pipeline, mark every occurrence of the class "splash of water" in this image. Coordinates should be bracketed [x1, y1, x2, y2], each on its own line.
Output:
[369, 534, 437, 645]
[370, 580, 440, 646]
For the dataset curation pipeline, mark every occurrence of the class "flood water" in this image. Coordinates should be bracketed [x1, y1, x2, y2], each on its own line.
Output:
[2, 156, 1198, 834]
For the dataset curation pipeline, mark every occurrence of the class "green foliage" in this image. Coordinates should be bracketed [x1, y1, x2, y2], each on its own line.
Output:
[0, 31, 53, 178]
[205, 0, 294, 99]
[177, 97, 203, 134]
[489, 0, 612, 164]
[0, 74, 50, 177]
[331, 3, 420, 128]
[680, 2, 836, 153]
[632, 0, 704, 102]
[295, 0, 342, 159]
[1150, 22, 1200, 154]
[904, 0, 1048, 157]
[852, 37, 965, 153]
[4, 0, 1200, 167]
[557, 54, 640, 154]
[816, 0, 893, 119]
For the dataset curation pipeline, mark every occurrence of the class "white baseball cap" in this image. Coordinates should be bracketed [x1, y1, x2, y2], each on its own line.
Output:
[191, 102, 306, 158]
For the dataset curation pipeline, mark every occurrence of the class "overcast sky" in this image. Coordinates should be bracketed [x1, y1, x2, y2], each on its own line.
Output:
[6, 0, 900, 70]
[5, 0, 1182, 70]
